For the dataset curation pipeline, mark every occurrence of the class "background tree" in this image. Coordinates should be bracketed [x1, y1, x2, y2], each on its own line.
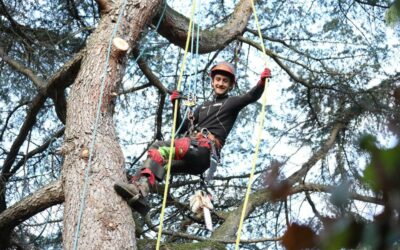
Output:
[0, 0, 399, 249]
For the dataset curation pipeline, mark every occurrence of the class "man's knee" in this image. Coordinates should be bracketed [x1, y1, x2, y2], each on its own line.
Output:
[148, 149, 164, 165]
[174, 137, 191, 160]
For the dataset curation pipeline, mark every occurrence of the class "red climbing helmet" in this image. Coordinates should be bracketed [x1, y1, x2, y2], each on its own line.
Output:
[210, 61, 236, 84]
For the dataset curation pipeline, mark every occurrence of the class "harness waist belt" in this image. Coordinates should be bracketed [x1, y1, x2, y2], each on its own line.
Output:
[193, 130, 222, 149]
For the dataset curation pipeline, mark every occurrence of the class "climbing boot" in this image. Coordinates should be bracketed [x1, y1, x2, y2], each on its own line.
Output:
[114, 177, 151, 215]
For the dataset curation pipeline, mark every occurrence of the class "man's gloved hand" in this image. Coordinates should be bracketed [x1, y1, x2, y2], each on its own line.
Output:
[170, 90, 180, 103]
[259, 67, 272, 85]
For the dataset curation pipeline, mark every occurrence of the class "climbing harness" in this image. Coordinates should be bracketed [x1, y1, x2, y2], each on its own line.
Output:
[197, 128, 220, 181]
[234, 0, 271, 249]
[187, 108, 196, 135]
[175, 94, 197, 136]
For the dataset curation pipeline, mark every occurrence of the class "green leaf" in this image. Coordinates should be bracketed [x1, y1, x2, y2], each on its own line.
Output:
[379, 147, 400, 173]
[385, 0, 400, 26]
[323, 18, 340, 32]
[359, 135, 377, 152]
[363, 163, 379, 191]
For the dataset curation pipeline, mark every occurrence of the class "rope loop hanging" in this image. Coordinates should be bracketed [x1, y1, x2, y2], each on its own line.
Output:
[156, 0, 199, 249]
[234, 0, 271, 249]
[175, 0, 202, 136]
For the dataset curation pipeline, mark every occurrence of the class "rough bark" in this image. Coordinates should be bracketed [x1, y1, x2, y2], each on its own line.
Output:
[138, 239, 226, 250]
[61, 0, 161, 249]
[0, 181, 63, 249]
[153, 0, 257, 53]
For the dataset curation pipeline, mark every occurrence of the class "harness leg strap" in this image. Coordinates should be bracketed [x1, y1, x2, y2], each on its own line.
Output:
[142, 158, 165, 182]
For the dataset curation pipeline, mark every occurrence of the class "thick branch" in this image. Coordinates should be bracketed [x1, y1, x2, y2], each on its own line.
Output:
[0, 51, 82, 211]
[144, 215, 280, 244]
[0, 47, 83, 123]
[0, 94, 46, 212]
[154, 0, 257, 53]
[353, 0, 390, 8]
[46, 51, 84, 123]
[9, 128, 64, 177]
[237, 36, 313, 88]
[0, 181, 63, 230]
[0, 95, 46, 181]
[292, 183, 383, 205]
[287, 122, 345, 184]
[0, 181, 64, 249]
[0, 47, 46, 91]
[95, 0, 112, 13]
[211, 113, 358, 239]
[155, 93, 166, 140]
[0, 0, 34, 46]
[211, 188, 272, 241]
[211, 181, 381, 240]
[134, 49, 169, 93]
[0, 101, 29, 142]
[133, 49, 168, 139]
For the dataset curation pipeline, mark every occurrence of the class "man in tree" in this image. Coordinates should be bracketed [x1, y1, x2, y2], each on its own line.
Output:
[114, 62, 271, 214]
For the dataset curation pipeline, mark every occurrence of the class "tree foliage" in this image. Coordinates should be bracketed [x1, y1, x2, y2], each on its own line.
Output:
[0, 0, 399, 249]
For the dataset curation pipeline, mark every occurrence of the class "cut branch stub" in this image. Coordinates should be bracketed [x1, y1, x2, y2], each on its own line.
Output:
[80, 147, 89, 161]
[111, 37, 129, 59]
[95, 0, 112, 14]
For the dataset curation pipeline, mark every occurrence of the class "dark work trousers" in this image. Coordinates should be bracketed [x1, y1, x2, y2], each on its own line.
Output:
[147, 137, 211, 176]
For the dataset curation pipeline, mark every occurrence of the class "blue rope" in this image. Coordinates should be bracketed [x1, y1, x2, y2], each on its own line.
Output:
[134, 2, 167, 63]
[72, 0, 128, 249]
[175, 108, 189, 135]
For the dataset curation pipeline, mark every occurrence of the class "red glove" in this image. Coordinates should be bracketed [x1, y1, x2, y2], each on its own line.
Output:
[259, 67, 272, 85]
[170, 90, 180, 103]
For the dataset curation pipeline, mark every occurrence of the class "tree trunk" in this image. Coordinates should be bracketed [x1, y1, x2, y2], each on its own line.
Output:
[61, 0, 161, 249]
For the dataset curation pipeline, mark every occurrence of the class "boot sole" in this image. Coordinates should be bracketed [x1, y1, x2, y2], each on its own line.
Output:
[128, 197, 150, 215]
[114, 183, 150, 215]
[114, 183, 136, 200]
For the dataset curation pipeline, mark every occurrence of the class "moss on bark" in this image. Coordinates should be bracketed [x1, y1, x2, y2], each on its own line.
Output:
[137, 239, 226, 250]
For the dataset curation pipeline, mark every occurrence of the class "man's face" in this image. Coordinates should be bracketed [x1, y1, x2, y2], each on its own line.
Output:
[212, 74, 232, 96]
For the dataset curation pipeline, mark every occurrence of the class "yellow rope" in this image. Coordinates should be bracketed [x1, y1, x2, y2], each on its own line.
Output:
[156, 1, 197, 249]
[234, 0, 270, 249]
